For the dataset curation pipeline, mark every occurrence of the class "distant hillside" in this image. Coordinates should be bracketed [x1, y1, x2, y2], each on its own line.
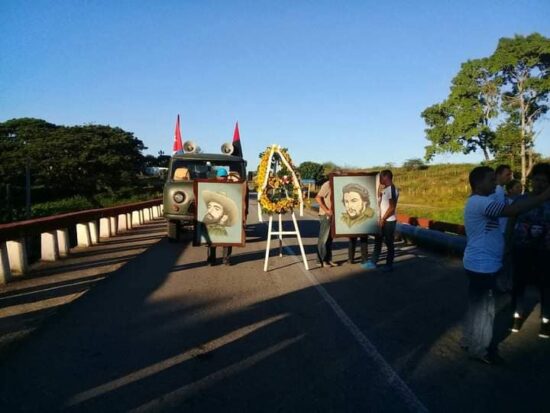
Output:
[358, 163, 475, 225]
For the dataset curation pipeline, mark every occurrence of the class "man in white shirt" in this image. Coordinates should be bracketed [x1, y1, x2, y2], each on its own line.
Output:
[363, 170, 399, 272]
[462, 166, 550, 364]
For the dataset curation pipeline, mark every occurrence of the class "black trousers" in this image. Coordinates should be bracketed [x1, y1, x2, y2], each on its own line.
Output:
[207, 246, 232, 263]
[348, 237, 368, 263]
[373, 221, 396, 265]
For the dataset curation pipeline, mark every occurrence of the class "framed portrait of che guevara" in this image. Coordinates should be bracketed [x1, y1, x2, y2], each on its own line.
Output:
[193, 180, 247, 247]
[330, 172, 381, 237]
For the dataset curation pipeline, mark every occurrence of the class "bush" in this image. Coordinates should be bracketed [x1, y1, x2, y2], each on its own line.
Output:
[31, 196, 96, 217]
[403, 158, 428, 171]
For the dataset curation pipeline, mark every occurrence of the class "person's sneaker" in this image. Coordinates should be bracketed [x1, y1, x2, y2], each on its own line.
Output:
[222, 258, 232, 266]
[326, 261, 338, 267]
[380, 264, 394, 273]
[361, 260, 377, 270]
[539, 320, 550, 339]
[511, 314, 524, 333]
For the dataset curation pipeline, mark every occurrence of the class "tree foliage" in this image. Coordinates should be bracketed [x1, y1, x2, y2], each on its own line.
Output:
[491, 33, 550, 184]
[402, 158, 428, 171]
[422, 58, 499, 161]
[0, 118, 146, 204]
[422, 33, 550, 184]
[298, 161, 324, 183]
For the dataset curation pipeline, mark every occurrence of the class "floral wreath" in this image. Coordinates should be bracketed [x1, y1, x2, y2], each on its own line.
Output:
[255, 145, 303, 215]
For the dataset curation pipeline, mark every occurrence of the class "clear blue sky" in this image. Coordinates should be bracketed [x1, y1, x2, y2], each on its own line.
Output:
[1, 0, 549, 170]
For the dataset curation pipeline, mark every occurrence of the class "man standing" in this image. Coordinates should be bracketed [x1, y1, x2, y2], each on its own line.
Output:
[510, 163, 550, 338]
[461, 166, 550, 364]
[364, 170, 398, 272]
[316, 176, 338, 267]
[492, 164, 513, 232]
[492, 165, 514, 291]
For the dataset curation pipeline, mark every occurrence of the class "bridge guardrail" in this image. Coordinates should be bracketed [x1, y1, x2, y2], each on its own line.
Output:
[0, 199, 164, 284]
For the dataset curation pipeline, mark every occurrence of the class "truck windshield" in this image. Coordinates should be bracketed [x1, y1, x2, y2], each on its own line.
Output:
[171, 160, 245, 180]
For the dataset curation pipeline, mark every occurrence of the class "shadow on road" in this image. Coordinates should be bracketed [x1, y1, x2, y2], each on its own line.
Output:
[0, 215, 547, 413]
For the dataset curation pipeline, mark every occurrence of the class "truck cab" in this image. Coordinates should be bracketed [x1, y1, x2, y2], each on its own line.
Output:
[163, 151, 247, 241]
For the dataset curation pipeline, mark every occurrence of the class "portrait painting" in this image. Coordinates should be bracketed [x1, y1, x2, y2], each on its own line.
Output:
[194, 180, 246, 246]
[330, 172, 380, 237]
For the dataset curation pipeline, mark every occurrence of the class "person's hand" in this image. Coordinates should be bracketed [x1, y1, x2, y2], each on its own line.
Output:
[326, 208, 333, 217]
[378, 217, 384, 228]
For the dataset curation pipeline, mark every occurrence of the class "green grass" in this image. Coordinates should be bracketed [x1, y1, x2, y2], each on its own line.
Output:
[339, 163, 474, 225]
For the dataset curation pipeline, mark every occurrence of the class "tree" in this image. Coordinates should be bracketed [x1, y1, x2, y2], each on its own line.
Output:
[491, 33, 550, 186]
[421, 33, 550, 186]
[402, 158, 428, 171]
[298, 161, 324, 183]
[322, 161, 340, 176]
[0, 118, 146, 206]
[422, 58, 500, 161]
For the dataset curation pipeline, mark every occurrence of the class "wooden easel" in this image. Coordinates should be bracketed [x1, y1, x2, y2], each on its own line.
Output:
[263, 211, 309, 272]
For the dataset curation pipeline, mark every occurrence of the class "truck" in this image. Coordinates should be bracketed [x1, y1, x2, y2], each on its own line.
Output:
[163, 142, 247, 242]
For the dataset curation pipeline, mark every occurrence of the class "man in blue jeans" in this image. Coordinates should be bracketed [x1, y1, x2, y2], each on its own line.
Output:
[462, 166, 550, 364]
[316, 177, 338, 267]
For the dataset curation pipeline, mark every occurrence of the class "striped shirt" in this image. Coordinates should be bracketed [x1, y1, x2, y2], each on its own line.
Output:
[463, 195, 506, 273]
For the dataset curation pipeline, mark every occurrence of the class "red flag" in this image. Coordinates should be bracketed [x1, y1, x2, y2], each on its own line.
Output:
[173, 114, 183, 152]
[232, 121, 243, 157]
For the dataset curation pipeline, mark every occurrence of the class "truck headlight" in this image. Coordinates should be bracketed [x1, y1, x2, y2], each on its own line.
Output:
[173, 191, 186, 203]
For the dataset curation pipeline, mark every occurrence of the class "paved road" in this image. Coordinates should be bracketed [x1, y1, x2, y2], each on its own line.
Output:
[0, 200, 548, 412]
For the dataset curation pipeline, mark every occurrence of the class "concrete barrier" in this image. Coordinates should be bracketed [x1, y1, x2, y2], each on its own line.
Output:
[41, 231, 60, 261]
[110, 216, 117, 235]
[77, 223, 91, 247]
[99, 218, 111, 238]
[7, 239, 27, 275]
[89, 221, 99, 244]
[57, 229, 70, 257]
[0, 243, 11, 284]
[0, 200, 163, 284]
[118, 214, 128, 232]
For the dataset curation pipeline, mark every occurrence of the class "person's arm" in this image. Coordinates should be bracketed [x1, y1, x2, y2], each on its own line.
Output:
[500, 187, 550, 217]
[315, 185, 332, 216]
[382, 199, 396, 221]
[315, 194, 332, 216]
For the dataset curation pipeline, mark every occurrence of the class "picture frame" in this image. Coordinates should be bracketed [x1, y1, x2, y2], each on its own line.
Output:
[193, 180, 247, 247]
[330, 172, 380, 237]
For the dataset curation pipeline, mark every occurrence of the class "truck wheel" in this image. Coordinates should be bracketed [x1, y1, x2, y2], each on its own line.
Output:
[167, 221, 180, 242]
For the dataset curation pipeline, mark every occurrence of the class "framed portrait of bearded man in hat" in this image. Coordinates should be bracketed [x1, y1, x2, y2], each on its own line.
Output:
[330, 172, 381, 237]
[194, 180, 247, 246]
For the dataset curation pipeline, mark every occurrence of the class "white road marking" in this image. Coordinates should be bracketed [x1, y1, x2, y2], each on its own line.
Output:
[282, 245, 429, 412]
[65, 314, 290, 407]
[128, 335, 305, 413]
